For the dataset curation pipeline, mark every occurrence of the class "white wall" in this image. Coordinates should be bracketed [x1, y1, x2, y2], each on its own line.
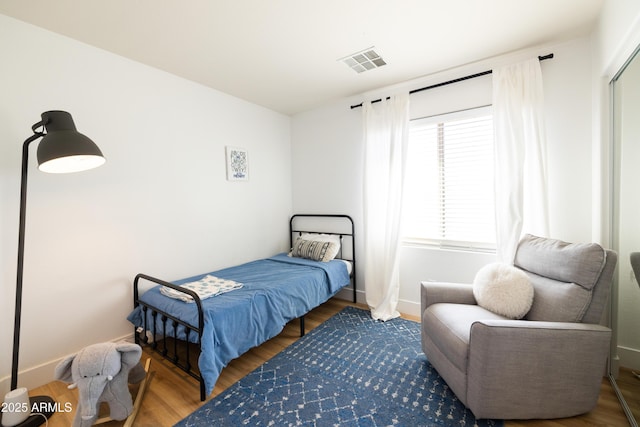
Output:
[595, 0, 640, 76]
[591, 0, 640, 246]
[292, 37, 596, 316]
[0, 15, 292, 394]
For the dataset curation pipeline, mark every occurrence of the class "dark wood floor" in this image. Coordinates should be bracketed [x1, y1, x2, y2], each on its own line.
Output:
[31, 299, 629, 426]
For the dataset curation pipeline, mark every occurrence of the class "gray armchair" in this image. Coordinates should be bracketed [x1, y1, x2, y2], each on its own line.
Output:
[420, 234, 617, 420]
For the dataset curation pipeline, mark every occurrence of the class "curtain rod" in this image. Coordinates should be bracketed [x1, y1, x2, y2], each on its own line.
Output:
[350, 53, 554, 109]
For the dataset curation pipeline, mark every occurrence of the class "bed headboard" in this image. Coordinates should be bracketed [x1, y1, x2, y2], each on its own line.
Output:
[289, 214, 356, 302]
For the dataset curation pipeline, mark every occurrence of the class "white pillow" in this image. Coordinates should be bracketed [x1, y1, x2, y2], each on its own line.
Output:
[289, 237, 340, 262]
[473, 263, 534, 319]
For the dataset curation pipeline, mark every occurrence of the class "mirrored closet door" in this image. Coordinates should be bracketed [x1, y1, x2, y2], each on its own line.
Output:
[611, 43, 640, 427]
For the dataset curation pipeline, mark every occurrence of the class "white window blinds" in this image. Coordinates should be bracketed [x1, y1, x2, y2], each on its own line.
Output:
[402, 106, 495, 249]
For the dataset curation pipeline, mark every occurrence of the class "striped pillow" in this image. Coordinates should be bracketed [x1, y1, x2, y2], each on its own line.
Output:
[290, 238, 339, 262]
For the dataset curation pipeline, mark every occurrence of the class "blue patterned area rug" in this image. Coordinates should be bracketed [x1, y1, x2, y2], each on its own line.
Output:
[175, 306, 503, 426]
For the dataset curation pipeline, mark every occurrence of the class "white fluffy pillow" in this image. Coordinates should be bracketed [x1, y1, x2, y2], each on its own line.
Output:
[473, 263, 534, 319]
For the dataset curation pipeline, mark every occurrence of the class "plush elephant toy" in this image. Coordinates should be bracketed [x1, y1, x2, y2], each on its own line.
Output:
[54, 342, 146, 427]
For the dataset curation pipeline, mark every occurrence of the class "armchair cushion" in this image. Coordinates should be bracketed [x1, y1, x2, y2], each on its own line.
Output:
[514, 234, 605, 290]
[472, 263, 533, 319]
[423, 303, 507, 374]
[515, 234, 607, 322]
[523, 273, 592, 322]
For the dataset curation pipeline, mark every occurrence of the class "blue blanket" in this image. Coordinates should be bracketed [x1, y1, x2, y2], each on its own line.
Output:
[127, 253, 350, 396]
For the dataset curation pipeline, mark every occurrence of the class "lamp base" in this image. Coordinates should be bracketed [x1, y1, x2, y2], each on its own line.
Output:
[0, 396, 55, 427]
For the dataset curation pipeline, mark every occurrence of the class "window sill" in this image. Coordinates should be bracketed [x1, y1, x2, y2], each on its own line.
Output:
[402, 238, 496, 254]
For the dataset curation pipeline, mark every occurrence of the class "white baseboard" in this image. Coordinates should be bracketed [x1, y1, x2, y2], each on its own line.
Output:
[333, 286, 366, 304]
[334, 288, 421, 319]
[618, 345, 640, 371]
[397, 299, 421, 318]
[0, 333, 134, 399]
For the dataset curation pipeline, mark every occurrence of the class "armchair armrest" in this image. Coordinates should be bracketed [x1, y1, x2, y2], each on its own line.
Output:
[466, 319, 611, 419]
[420, 281, 476, 314]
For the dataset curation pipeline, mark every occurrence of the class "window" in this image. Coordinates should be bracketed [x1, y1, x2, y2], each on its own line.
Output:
[402, 106, 495, 249]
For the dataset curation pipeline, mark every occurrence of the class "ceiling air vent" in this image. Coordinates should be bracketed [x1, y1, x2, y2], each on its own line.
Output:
[339, 47, 387, 73]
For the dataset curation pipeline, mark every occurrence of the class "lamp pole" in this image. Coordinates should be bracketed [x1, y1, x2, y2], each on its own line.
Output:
[10, 127, 47, 390]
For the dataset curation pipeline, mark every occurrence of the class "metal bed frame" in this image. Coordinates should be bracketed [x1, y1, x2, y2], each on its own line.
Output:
[132, 214, 356, 401]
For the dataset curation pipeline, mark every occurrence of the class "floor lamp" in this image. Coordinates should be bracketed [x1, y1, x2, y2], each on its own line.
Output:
[2, 111, 106, 427]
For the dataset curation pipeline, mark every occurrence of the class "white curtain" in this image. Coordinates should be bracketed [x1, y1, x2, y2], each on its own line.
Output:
[362, 94, 410, 321]
[493, 58, 550, 263]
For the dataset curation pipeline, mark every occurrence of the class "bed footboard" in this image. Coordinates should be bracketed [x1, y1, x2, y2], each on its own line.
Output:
[133, 273, 207, 401]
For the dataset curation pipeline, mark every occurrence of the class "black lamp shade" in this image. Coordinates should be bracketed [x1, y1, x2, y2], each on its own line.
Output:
[36, 111, 106, 173]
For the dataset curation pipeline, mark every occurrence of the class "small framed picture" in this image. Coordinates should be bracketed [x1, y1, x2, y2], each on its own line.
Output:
[226, 146, 249, 181]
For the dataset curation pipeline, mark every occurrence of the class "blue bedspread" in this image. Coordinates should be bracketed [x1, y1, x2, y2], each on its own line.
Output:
[127, 253, 350, 396]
